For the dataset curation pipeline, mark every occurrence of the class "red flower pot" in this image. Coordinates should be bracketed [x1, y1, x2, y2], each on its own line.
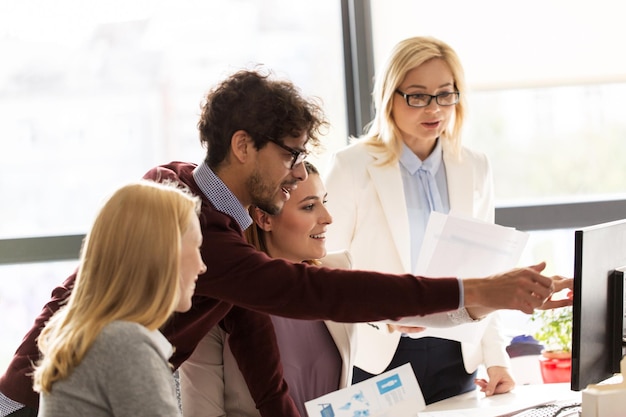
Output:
[539, 353, 571, 383]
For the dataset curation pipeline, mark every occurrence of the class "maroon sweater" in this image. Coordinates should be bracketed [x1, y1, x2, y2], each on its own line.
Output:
[0, 161, 460, 417]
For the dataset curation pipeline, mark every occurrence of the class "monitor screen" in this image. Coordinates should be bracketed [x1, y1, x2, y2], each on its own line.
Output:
[571, 219, 626, 391]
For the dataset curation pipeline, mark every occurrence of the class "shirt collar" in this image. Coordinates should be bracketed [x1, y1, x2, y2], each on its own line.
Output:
[192, 161, 253, 231]
[399, 138, 443, 175]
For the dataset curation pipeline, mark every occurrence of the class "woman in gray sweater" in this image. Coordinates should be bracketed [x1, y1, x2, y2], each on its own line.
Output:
[32, 180, 207, 417]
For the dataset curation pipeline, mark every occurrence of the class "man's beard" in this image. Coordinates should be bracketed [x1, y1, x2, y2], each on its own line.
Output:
[246, 170, 283, 215]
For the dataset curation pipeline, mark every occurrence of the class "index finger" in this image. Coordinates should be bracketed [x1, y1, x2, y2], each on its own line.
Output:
[530, 271, 554, 290]
[538, 298, 573, 310]
[552, 276, 574, 292]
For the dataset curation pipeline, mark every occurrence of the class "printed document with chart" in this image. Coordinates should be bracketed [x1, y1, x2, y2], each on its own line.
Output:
[394, 211, 529, 344]
[304, 363, 424, 417]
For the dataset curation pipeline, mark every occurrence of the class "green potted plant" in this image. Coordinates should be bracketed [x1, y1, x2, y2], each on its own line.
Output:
[530, 306, 573, 383]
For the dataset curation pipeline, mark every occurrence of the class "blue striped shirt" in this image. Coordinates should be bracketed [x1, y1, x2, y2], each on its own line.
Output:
[192, 162, 252, 231]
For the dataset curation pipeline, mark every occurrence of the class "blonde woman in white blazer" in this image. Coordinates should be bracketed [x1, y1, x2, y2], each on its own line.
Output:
[324, 36, 513, 404]
[179, 162, 359, 417]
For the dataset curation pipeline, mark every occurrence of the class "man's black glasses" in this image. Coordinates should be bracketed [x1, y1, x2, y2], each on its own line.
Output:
[395, 90, 460, 108]
[266, 137, 307, 170]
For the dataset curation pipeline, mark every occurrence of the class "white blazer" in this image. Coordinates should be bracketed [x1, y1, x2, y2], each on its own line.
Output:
[323, 140, 510, 375]
[179, 251, 356, 417]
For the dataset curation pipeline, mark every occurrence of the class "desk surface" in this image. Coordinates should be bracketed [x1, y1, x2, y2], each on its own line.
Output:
[418, 383, 581, 417]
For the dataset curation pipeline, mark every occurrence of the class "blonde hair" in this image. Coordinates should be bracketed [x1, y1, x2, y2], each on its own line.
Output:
[363, 36, 468, 165]
[33, 180, 201, 393]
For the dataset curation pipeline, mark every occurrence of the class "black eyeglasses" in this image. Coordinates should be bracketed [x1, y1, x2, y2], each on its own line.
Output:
[395, 90, 460, 108]
[266, 137, 308, 170]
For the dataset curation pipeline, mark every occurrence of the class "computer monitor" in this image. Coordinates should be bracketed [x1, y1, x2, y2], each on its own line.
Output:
[571, 219, 626, 391]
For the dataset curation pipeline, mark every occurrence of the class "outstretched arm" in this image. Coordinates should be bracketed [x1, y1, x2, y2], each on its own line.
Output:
[463, 262, 572, 315]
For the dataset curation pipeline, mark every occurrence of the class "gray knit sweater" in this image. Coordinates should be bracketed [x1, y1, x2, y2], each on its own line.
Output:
[38, 321, 181, 417]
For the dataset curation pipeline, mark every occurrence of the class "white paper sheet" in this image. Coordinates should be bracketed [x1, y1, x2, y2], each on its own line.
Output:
[399, 212, 529, 344]
[304, 363, 425, 417]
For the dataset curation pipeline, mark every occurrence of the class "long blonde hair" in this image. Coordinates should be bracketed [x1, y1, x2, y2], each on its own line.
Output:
[33, 180, 201, 393]
[363, 36, 468, 165]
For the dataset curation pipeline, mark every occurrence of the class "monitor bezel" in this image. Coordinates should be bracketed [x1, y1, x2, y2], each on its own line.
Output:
[571, 219, 626, 391]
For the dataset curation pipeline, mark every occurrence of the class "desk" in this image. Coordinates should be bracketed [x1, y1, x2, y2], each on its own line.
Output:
[418, 383, 581, 417]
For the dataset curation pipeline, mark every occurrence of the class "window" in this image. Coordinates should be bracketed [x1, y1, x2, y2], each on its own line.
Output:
[0, 0, 347, 370]
[369, 0, 626, 204]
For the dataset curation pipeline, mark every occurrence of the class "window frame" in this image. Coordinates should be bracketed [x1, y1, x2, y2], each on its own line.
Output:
[2, 0, 626, 266]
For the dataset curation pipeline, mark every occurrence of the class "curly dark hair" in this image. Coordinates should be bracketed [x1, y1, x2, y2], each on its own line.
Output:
[197, 68, 328, 168]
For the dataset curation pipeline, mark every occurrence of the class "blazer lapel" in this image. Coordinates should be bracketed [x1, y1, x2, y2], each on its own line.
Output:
[444, 148, 473, 216]
[324, 322, 354, 388]
[366, 149, 412, 272]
